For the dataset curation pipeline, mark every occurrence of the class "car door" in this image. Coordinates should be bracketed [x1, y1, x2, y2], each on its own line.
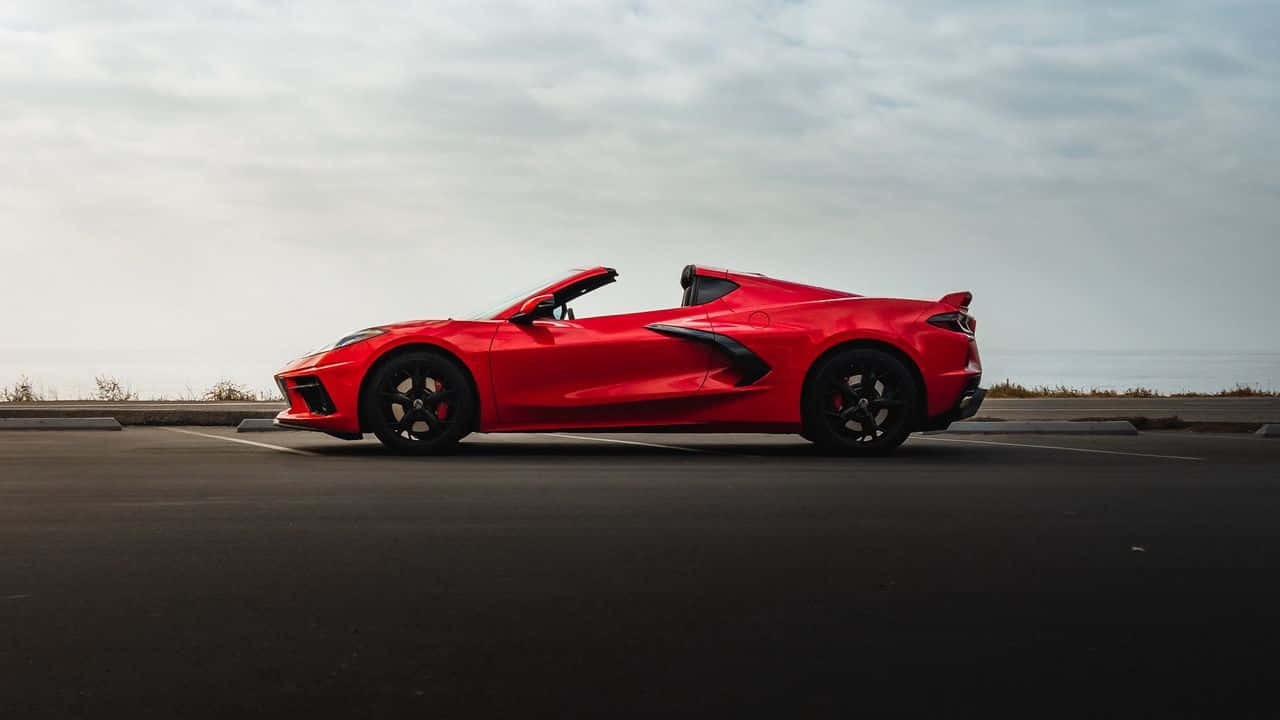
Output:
[488, 306, 714, 428]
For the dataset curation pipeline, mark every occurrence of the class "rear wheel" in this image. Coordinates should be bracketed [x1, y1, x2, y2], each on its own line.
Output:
[363, 351, 474, 454]
[802, 348, 919, 455]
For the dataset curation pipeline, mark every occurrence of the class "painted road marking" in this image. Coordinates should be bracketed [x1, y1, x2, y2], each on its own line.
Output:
[541, 433, 748, 455]
[913, 435, 1202, 461]
[161, 427, 318, 457]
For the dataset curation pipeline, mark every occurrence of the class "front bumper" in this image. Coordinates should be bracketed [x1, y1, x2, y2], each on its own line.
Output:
[274, 357, 365, 437]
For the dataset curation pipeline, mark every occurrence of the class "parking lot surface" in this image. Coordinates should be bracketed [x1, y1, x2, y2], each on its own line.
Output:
[3, 428, 1279, 716]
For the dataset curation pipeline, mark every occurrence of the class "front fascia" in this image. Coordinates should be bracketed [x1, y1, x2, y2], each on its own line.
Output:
[275, 321, 501, 435]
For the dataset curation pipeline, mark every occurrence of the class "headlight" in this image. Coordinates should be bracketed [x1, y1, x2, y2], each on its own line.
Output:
[305, 327, 386, 357]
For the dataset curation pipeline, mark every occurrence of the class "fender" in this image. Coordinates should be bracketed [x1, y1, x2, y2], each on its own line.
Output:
[810, 327, 929, 378]
[360, 323, 501, 432]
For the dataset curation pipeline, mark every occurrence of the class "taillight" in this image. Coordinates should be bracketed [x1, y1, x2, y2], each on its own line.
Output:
[928, 311, 975, 335]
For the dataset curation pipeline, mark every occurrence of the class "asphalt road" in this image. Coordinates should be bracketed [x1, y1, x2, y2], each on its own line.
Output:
[3, 428, 1279, 717]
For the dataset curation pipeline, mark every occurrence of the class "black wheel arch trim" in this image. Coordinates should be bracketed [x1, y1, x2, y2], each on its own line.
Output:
[802, 339, 929, 429]
[645, 324, 771, 387]
[357, 342, 482, 433]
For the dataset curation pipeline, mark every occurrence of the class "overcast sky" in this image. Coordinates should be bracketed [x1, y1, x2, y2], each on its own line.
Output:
[3, 1, 1278, 397]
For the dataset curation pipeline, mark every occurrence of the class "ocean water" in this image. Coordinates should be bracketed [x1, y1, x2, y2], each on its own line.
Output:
[981, 350, 1280, 394]
[2, 349, 1278, 400]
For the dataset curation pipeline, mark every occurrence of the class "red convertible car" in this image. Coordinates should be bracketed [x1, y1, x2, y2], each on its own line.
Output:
[274, 265, 984, 455]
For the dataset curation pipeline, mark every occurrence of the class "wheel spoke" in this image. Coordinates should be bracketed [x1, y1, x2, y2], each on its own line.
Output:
[396, 410, 417, 432]
[858, 368, 877, 398]
[410, 364, 425, 393]
[424, 389, 455, 407]
[381, 391, 412, 407]
[858, 413, 879, 438]
[810, 352, 915, 449]
[421, 409, 443, 432]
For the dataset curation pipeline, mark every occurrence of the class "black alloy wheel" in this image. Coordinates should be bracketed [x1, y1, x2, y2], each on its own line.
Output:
[363, 351, 474, 454]
[802, 348, 919, 455]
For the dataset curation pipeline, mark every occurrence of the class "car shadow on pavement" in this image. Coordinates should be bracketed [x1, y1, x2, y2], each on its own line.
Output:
[294, 438, 976, 461]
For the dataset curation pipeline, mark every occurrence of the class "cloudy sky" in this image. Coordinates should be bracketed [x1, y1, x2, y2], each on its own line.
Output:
[2, 0, 1278, 397]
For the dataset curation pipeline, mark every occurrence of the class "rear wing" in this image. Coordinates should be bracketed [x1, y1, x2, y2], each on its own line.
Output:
[930, 291, 976, 335]
[939, 291, 972, 311]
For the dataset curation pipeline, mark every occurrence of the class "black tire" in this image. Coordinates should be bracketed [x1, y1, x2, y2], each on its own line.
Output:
[362, 350, 474, 455]
[801, 348, 920, 455]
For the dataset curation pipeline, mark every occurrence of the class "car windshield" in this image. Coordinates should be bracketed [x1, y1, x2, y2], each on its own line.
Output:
[461, 271, 578, 320]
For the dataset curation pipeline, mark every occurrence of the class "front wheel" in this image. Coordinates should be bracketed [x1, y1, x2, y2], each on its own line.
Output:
[362, 350, 474, 454]
[802, 348, 920, 455]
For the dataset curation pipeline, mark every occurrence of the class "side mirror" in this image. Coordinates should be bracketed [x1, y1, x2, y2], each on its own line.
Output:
[509, 293, 556, 324]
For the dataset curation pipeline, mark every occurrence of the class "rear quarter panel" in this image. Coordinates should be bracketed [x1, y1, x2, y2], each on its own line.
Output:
[703, 295, 959, 426]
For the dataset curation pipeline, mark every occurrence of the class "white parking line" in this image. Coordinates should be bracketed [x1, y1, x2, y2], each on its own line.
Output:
[541, 433, 741, 455]
[913, 435, 1202, 461]
[161, 427, 319, 457]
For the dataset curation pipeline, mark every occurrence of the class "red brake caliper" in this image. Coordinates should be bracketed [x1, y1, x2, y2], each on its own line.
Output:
[832, 377, 848, 412]
[436, 381, 449, 421]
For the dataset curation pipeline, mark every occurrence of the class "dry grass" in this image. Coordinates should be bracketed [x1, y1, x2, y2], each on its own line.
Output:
[1171, 384, 1280, 398]
[156, 386, 202, 402]
[988, 379, 1278, 399]
[257, 388, 284, 402]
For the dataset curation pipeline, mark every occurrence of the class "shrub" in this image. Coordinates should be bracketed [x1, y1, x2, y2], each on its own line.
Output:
[1, 375, 43, 402]
[202, 380, 259, 402]
[94, 375, 137, 402]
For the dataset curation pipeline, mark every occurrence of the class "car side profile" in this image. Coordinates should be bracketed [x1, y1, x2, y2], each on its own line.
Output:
[273, 265, 984, 455]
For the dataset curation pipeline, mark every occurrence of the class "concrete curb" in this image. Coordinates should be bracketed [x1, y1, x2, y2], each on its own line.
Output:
[0, 417, 122, 431]
[1257, 424, 1280, 438]
[236, 419, 290, 432]
[0, 405, 281, 426]
[938, 421, 1138, 436]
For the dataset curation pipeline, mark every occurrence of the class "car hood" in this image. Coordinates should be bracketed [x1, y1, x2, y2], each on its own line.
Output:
[278, 319, 464, 373]
[379, 318, 455, 332]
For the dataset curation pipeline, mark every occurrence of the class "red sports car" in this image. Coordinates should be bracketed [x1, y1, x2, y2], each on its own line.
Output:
[274, 265, 984, 455]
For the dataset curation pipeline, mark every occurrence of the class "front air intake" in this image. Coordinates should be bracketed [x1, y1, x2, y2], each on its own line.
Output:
[291, 376, 336, 415]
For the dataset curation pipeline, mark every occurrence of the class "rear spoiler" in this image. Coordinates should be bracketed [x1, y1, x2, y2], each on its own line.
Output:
[939, 291, 972, 311]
